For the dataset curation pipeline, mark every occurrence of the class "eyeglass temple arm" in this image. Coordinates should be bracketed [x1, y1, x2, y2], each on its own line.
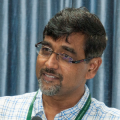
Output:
[71, 58, 93, 64]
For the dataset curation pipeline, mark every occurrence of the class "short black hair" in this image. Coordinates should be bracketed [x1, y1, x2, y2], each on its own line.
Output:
[43, 7, 107, 59]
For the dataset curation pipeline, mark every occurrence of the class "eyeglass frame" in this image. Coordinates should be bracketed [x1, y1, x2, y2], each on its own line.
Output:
[35, 42, 93, 64]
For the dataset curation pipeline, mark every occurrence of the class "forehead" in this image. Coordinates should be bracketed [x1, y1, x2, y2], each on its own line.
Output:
[44, 33, 85, 47]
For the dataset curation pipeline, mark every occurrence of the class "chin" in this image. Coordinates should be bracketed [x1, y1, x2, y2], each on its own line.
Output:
[38, 78, 62, 96]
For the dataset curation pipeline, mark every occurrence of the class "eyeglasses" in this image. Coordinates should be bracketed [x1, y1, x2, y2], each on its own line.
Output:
[35, 42, 92, 64]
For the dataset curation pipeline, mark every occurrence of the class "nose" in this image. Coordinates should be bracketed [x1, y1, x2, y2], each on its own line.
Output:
[45, 53, 59, 70]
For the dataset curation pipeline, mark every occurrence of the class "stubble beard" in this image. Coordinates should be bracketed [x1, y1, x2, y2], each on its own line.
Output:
[38, 78, 62, 96]
[38, 68, 63, 96]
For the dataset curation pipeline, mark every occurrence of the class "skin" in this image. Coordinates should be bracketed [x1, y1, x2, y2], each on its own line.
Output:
[36, 33, 102, 120]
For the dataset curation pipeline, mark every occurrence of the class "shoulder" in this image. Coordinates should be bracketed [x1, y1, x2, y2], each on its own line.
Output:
[0, 92, 36, 104]
[0, 92, 37, 118]
[89, 98, 120, 118]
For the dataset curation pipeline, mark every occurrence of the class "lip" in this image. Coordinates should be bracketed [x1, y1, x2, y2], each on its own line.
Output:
[42, 72, 59, 82]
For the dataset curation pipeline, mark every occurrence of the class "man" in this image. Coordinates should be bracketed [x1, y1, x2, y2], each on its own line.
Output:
[0, 7, 120, 120]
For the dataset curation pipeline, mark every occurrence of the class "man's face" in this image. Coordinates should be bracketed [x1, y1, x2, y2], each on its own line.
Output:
[36, 33, 90, 97]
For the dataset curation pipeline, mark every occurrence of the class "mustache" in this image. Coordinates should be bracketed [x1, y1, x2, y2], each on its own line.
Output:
[40, 68, 63, 81]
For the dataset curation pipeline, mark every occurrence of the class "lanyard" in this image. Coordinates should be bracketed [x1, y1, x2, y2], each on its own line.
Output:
[75, 94, 91, 120]
[26, 91, 38, 120]
[26, 91, 91, 120]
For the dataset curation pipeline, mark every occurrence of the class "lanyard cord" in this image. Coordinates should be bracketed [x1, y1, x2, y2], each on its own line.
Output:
[26, 91, 38, 120]
[26, 91, 91, 120]
[75, 94, 91, 120]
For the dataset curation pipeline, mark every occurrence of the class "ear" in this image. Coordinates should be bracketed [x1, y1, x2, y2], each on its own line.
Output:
[85, 57, 102, 79]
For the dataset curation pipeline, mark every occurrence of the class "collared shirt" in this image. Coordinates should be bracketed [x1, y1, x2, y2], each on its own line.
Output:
[0, 85, 120, 120]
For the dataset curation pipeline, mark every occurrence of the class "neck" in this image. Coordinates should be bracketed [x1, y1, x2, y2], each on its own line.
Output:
[42, 86, 85, 112]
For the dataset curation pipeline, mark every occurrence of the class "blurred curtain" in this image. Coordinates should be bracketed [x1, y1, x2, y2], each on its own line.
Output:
[0, 0, 120, 109]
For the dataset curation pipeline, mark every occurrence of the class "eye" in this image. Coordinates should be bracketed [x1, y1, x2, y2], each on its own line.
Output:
[61, 53, 73, 62]
[40, 45, 52, 55]
[64, 54, 68, 58]
[42, 47, 49, 51]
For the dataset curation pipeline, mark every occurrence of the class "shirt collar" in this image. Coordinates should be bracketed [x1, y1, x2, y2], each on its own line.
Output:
[59, 85, 90, 119]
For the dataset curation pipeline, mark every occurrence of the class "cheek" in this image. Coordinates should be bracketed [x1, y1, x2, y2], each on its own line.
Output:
[61, 64, 87, 85]
[36, 57, 46, 78]
[61, 66, 77, 84]
[74, 64, 89, 84]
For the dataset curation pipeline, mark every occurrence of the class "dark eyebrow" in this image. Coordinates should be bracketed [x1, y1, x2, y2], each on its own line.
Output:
[61, 46, 76, 55]
[41, 41, 76, 55]
[41, 41, 52, 48]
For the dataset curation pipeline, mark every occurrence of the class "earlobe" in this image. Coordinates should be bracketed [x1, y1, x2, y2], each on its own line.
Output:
[85, 58, 102, 79]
